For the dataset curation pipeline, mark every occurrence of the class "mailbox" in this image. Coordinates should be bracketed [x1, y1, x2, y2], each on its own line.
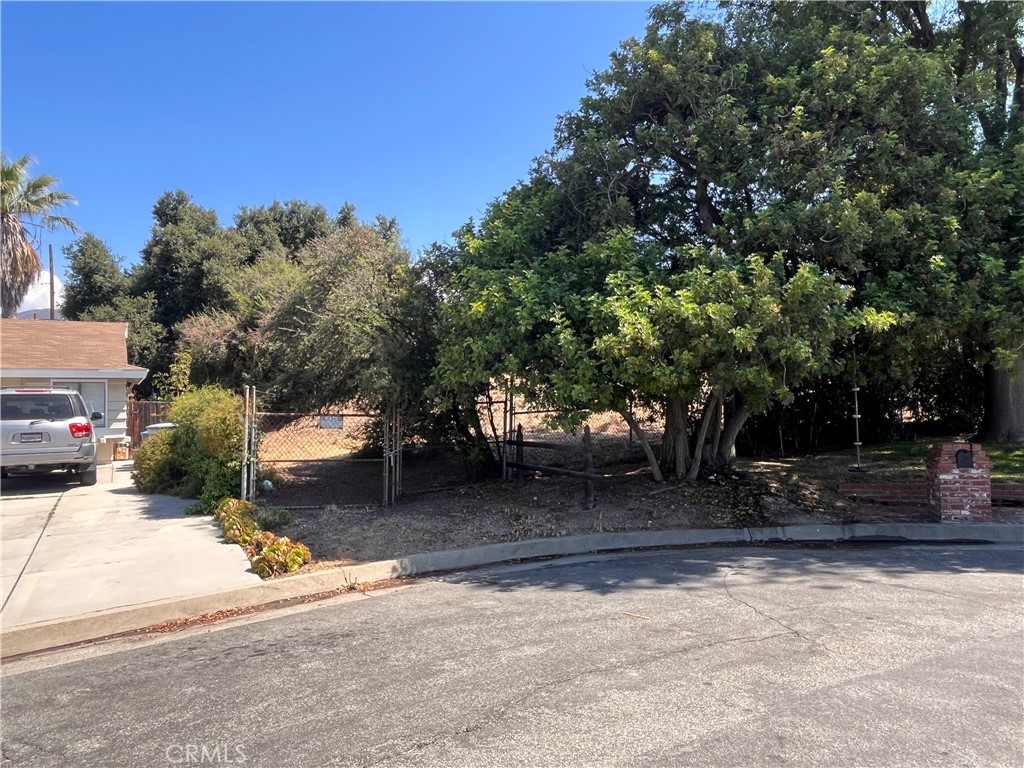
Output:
[955, 449, 974, 469]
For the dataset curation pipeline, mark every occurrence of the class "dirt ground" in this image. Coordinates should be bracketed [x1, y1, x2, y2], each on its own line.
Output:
[263, 448, 1011, 572]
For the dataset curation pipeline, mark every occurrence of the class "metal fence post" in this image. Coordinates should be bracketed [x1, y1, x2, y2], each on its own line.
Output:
[515, 425, 525, 487]
[241, 386, 250, 500]
[248, 387, 258, 502]
[583, 424, 595, 509]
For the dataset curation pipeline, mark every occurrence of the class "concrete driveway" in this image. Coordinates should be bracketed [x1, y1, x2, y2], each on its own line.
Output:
[0, 463, 260, 630]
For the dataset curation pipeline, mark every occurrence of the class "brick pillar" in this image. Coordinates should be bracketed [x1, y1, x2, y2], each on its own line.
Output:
[925, 442, 992, 522]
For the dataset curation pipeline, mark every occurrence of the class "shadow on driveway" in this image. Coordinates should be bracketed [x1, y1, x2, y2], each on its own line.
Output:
[0, 472, 87, 496]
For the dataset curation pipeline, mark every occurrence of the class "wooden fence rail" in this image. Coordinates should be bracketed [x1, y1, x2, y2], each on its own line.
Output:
[505, 424, 597, 509]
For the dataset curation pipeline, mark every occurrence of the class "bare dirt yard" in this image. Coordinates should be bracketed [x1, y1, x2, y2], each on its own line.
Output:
[264, 445, 1007, 573]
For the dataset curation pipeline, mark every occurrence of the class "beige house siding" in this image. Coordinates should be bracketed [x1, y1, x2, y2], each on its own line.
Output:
[1, 378, 141, 464]
[1, 320, 148, 466]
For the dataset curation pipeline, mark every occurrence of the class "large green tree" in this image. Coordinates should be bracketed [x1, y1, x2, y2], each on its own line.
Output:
[132, 190, 248, 381]
[135, 190, 247, 330]
[60, 234, 130, 319]
[439, 0, 1024, 481]
[268, 221, 418, 410]
[233, 199, 335, 261]
[543, 0, 1022, 444]
[438, 178, 864, 479]
[0, 153, 78, 317]
[61, 233, 163, 371]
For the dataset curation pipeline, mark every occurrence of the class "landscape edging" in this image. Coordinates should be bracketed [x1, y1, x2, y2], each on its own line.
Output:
[2, 522, 1020, 659]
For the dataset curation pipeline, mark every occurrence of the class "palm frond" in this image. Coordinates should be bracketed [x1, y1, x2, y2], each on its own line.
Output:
[0, 152, 77, 316]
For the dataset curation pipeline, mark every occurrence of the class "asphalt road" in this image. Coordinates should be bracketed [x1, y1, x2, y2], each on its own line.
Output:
[2, 545, 1022, 768]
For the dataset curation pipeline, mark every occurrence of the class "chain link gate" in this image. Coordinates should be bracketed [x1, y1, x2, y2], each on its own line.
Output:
[382, 402, 402, 505]
[240, 386, 403, 506]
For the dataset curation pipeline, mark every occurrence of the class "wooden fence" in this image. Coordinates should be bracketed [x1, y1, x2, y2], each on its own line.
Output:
[505, 424, 598, 509]
[126, 399, 171, 450]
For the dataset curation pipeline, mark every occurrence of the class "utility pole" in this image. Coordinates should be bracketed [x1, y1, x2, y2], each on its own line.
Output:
[48, 244, 55, 320]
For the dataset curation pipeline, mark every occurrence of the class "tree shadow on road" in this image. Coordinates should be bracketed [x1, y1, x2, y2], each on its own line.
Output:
[436, 543, 1024, 597]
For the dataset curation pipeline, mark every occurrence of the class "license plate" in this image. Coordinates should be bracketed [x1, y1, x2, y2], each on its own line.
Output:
[19, 433, 43, 443]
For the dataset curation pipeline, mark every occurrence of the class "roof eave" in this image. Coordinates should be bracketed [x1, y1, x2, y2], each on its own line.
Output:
[0, 367, 150, 383]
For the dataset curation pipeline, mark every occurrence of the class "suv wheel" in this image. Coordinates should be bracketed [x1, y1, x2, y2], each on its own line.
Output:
[80, 465, 98, 486]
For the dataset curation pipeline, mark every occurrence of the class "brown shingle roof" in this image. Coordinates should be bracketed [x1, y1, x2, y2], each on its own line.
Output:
[0, 319, 147, 372]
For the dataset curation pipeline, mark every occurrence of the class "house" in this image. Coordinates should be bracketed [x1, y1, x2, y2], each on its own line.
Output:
[0, 320, 149, 463]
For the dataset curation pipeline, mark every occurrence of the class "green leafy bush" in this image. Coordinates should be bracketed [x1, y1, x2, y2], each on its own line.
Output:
[131, 385, 243, 512]
[130, 429, 183, 494]
[253, 506, 293, 531]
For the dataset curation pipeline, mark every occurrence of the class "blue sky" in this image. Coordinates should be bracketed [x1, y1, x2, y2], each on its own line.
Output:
[2, 1, 655, 303]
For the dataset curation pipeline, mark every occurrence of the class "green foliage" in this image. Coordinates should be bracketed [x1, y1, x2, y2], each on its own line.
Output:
[233, 199, 333, 260]
[60, 234, 130, 319]
[253, 506, 293, 531]
[212, 499, 310, 578]
[168, 385, 243, 511]
[268, 222, 415, 409]
[130, 429, 182, 495]
[152, 349, 194, 401]
[219, 506, 259, 545]
[438, 0, 1024, 468]
[131, 385, 243, 512]
[79, 292, 162, 369]
[135, 190, 246, 331]
[1, 153, 78, 318]
[250, 534, 312, 578]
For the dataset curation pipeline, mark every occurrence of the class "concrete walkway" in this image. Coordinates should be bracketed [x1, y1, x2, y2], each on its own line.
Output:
[1, 463, 260, 631]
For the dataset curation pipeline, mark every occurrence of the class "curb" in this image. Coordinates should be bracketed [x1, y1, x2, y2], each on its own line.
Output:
[2, 522, 1020, 659]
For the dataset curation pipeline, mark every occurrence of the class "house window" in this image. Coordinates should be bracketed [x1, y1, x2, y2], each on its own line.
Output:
[52, 381, 107, 427]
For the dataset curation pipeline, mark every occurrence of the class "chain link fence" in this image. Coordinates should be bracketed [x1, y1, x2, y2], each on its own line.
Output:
[256, 411, 378, 463]
[246, 389, 665, 506]
[249, 400, 386, 507]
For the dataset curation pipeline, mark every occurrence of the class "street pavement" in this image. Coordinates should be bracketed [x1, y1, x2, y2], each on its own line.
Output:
[0, 464, 259, 629]
[2, 544, 1021, 767]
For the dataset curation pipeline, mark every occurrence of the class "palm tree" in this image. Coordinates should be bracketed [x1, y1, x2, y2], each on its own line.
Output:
[1, 153, 79, 317]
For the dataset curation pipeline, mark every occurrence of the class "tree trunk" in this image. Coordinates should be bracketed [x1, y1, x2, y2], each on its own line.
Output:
[620, 408, 663, 483]
[661, 396, 689, 478]
[979, 347, 1024, 443]
[686, 391, 719, 481]
[714, 397, 752, 470]
[710, 396, 723, 460]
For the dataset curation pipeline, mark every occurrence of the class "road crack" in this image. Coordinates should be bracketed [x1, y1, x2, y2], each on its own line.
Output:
[359, 630, 791, 766]
[721, 569, 833, 656]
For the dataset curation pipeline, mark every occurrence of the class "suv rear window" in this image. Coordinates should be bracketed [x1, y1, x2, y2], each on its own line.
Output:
[0, 394, 81, 421]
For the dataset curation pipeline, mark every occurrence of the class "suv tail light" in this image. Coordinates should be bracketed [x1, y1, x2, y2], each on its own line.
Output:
[69, 421, 93, 439]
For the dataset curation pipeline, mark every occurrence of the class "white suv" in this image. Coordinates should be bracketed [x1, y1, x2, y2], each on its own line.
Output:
[0, 387, 101, 485]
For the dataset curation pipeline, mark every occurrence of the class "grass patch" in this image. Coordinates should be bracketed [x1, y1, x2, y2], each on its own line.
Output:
[985, 443, 1024, 483]
[739, 437, 1023, 509]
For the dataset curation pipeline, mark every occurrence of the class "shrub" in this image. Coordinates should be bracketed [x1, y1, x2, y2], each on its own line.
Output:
[214, 498, 257, 522]
[132, 385, 244, 512]
[253, 505, 293, 531]
[213, 498, 311, 578]
[131, 429, 183, 494]
[251, 534, 312, 578]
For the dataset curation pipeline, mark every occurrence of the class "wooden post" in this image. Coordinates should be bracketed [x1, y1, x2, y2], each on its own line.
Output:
[515, 424, 525, 487]
[583, 424, 594, 509]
